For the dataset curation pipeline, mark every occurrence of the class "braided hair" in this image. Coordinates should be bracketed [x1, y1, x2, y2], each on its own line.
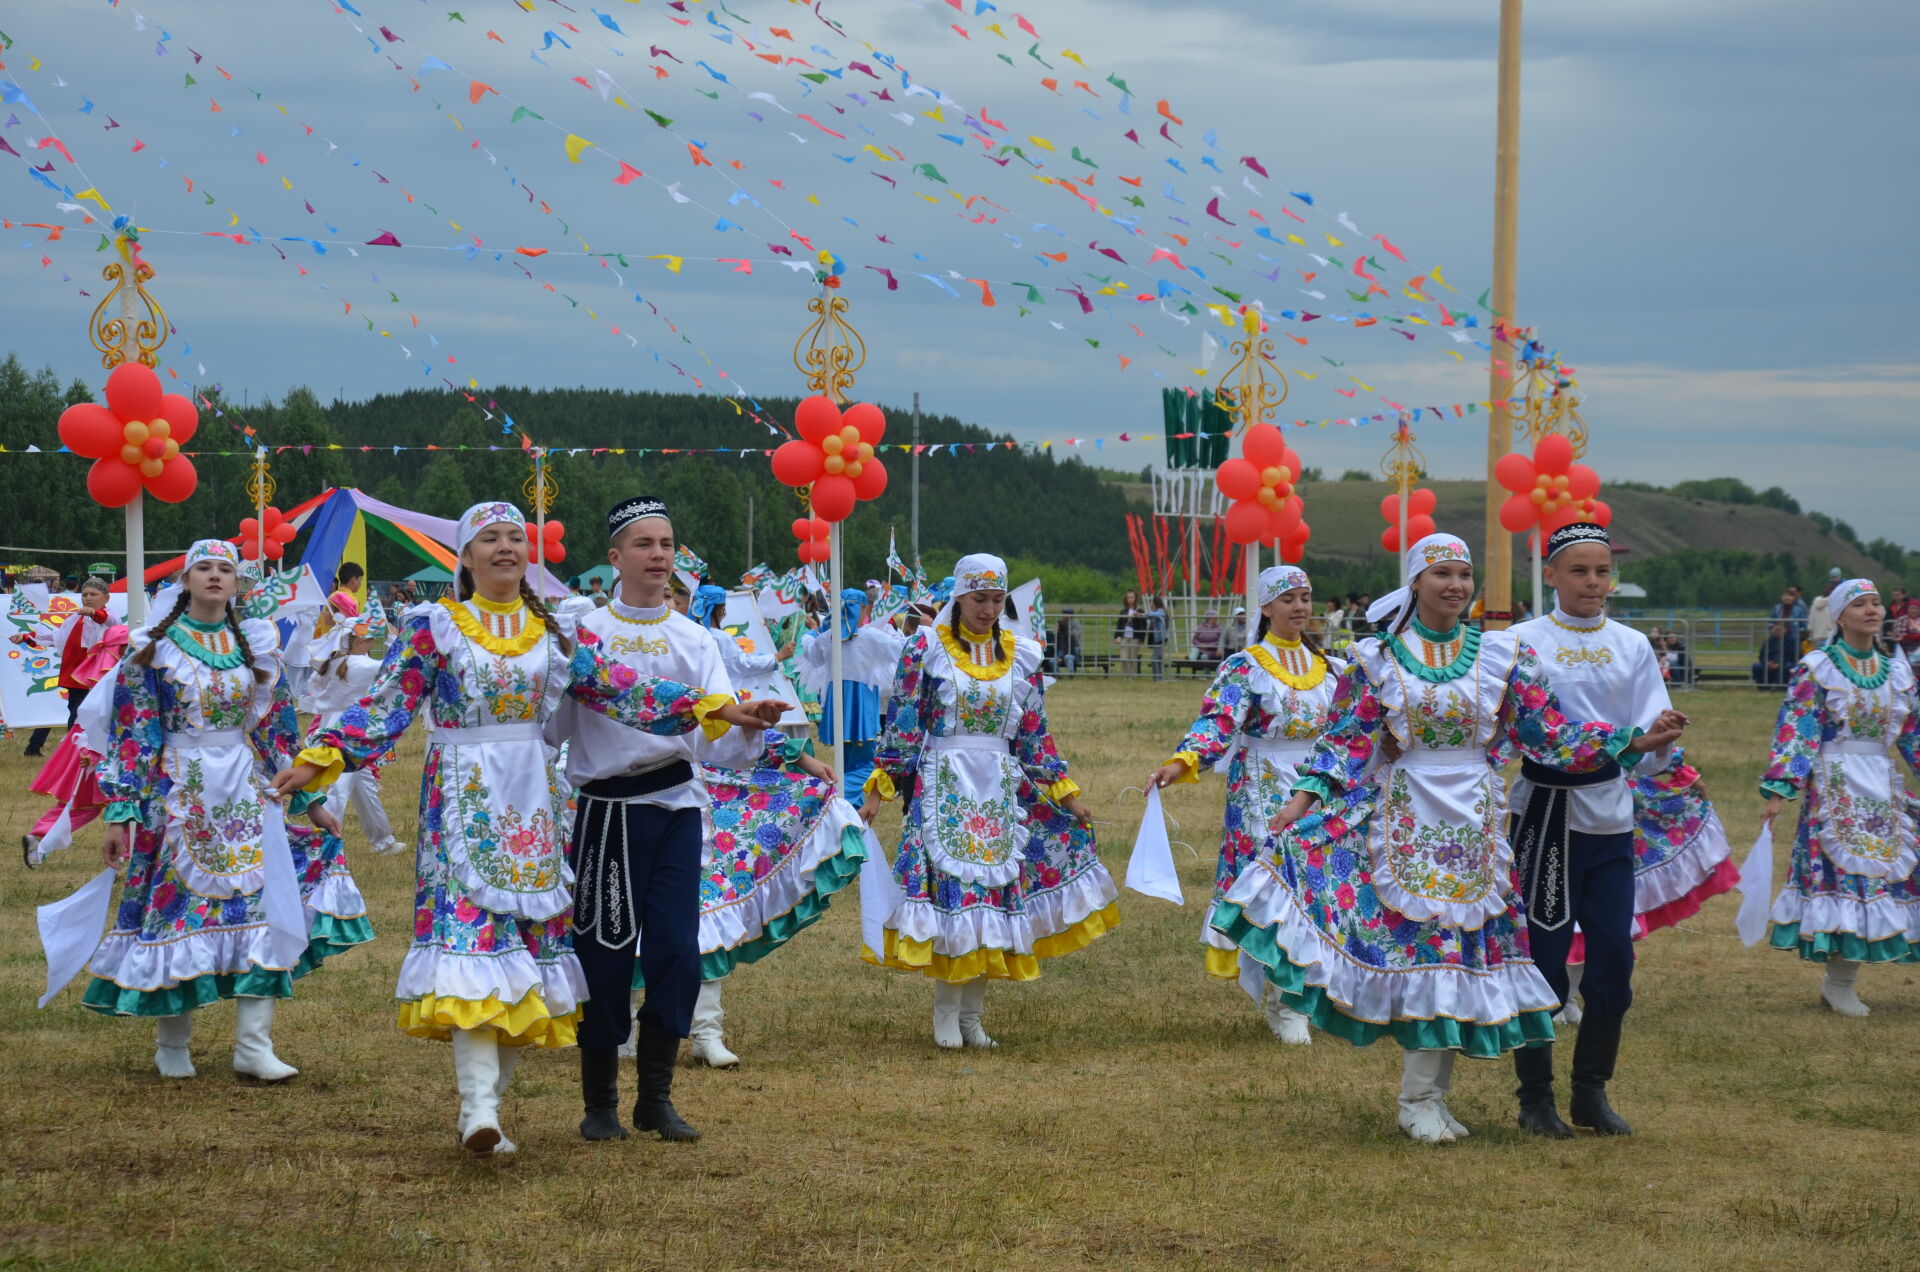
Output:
[225, 607, 272, 684]
[1253, 612, 1328, 663]
[128, 591, 192, 671]
[517, 578, 573, 656]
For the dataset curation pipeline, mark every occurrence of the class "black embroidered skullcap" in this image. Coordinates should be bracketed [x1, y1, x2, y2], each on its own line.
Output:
[1545, 522, 1610, 560]
[607, 495, 669, 541]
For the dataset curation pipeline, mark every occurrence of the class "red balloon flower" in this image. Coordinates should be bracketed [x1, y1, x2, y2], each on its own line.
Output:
[769, 395, 888, 523]
[1216, 423, 1306, 546]
[1378, 488, 1438, 553]
[791, 515, 830, 565]
[528, 519, 566, 565]
[1495, 433, 1602, 537]
[57, 362, 200, 507]
[237, 506, 299, 562]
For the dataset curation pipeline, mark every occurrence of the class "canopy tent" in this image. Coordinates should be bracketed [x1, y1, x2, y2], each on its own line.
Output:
[406, 565, 454, 584]
[574, 563, 617, 590]
[1612, 582, 1648, 599]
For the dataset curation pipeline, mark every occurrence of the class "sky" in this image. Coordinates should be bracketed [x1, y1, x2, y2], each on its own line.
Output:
[3, 0, 1915, 544]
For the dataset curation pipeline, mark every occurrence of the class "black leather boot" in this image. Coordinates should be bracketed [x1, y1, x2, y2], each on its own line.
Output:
[632, 1023, 700, 1142]
[1513, 1042, 1573, 1138]
[1569, 1015, 1632, 1136]
[579, 1047, 629, 1141]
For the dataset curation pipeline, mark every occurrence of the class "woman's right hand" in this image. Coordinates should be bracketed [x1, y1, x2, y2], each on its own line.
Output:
[1269, 791, 1318, 838]
[1762, 794, 1784, 826]
[270, 763, 322, 801]
[102, 824, 130, 868]
[858, 799, 881, 826]
[1146, 761, 1189, 791]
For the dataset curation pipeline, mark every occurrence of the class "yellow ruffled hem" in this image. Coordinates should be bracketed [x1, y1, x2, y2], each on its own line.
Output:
[396, 990, 580, 1048]
[1205, 946, 1243, 979]
[693, 691, 735, 741]
[860, 902, 1121, 983]
[863, 767, 899, 803]
[294, 745, 346, 792]
[1044, 776, 1082, 804]
[1164, 752, 1202, 786]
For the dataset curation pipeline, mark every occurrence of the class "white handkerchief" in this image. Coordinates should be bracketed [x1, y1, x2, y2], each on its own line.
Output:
[259, 803, 310, 969]
[1125, 785, 1184, 905]
[34, 802, 75, 862]
[38, 868, 116, 1009]
[856, 817, 901, 959]
[1734, 824, 1775, 948]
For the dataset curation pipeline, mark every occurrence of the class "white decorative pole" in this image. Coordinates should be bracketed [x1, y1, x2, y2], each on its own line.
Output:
[119, 276, 146, 625]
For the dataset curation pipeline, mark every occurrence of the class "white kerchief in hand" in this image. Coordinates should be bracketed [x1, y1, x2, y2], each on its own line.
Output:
[856, 820, 901, 958]
[259, 802, 311, 969]
[1125, 785, 1184, 905]
[1733, 824, 1774, 948]
[38, 868, 116, 1008]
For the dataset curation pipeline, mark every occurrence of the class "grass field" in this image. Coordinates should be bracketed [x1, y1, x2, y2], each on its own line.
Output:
[2, 681, 1914, 1272]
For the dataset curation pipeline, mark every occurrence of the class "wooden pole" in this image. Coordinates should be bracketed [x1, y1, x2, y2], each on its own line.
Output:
[1483, 0, 1524, 629]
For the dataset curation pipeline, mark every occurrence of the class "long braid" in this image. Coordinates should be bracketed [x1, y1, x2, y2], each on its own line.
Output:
[517, 580, 573, 656]
[129, 593, 192, 670]
[225, 607, 271, 684]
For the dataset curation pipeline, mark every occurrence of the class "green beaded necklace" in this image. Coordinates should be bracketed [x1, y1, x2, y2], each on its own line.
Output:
[1828, 640, 1889, 690]
[1384, 615, 1482, 683]
[168, 612, 249, 670]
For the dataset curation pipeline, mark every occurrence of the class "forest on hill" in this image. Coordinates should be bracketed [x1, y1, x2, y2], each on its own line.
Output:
[0, 355, 1911, 607]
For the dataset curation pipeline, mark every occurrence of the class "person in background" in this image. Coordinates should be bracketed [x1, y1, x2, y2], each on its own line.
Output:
[1225, 607, 1247, 650]
[590, 576, 610, 608]
[1322, 596, 1348, 646]
[13, 576, 114, 757]
[1771, 586, 1808, 652]
[1512, 597, 1534, 623]
[1114, 590, 1146, 676]
[1147, 594, 1171, 681]
[1807, 577, 1837, 647]
[1054, 607, 1084, 674]
[1191, 609, 1223, 663]
[1886, 587, 1920, 668]
[1752, 622, 1795, 688]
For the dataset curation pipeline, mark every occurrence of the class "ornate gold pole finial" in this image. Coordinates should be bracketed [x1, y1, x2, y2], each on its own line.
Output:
[246, 447, 276, 564]
[522, 447, 557, 517]
[1513, 329, 1586, 456]
[792, 250, 865, 405]
[1380, 414, 1427, 555]
[90, 231, 168, 370]
[1215, 307, 1289, 433]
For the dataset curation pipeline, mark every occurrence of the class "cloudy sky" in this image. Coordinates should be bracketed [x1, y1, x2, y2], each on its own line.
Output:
[4, 0, 1914, 542]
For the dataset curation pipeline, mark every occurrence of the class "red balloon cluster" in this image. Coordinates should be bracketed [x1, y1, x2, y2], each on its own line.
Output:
[1378, 488, 1438, 553]
[527, 519, 566, 565]
[57, 362, 200, 506]
[1494, 434, 1610, 536]
[237, 506, 298, 562]
[770, 395, 888, 523]
[1216, 423, 1311, 560]
[791, 515, 831, 565]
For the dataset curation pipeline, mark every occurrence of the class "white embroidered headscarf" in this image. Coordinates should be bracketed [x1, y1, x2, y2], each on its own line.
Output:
[937, 553, 1009, 632]
[1257, 565, 1310, 608]
[1827, 579, 1878, 638]
[1366, 532, 1472, 629]
[453, 501, 527, 600]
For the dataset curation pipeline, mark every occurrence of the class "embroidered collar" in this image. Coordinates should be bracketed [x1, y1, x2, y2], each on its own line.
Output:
[442, 597, 547, 658]
[1548, 607, 1606, 634]
[167, 617, 247, 670]
[1829, 642, 1889, 690]
[1384, 621, 1482, 683]
[1248, 633, 1327, 690]
[609, 599, 672, 626]
[937, 624, 1014, 682]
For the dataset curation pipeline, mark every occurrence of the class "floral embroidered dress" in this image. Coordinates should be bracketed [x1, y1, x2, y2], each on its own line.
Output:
[1760, 646, 1920, 963]
[1212, 623, 1636, 1056]
[1162, 636, 1344, 979]
[83, 617, 372, 1017]
[302, 596, 725, 1047]
[863, 625, 1119, 981]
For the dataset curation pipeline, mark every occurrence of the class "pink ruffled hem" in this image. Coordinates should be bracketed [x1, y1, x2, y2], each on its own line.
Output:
[1568, 857, 1740, 965]
[28, 732, 102, 804]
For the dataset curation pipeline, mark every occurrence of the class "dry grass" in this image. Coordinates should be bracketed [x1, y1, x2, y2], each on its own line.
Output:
[1, 682, 1914, 1272]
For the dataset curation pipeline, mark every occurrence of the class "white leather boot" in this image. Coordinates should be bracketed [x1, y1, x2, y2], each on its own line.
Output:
[1820, 958, 1870, 1017]
[1397, 1051, 1456, 1144]
[690, 979, 741, 1068]
[1553, 963, 1585, 1026]
[958, 977, 996, 1048]
[1263, 985, 1312, 1046]
[154, 1013, 196, 1079]
[932, 980, 964, 1050]
[1434, 1050, 1469, 1138]
[618, 990, 641, 1059]
[231, 997, 299, 1082]
[491, 1045, 521, 1154]
[452, 1028, 504, 1152]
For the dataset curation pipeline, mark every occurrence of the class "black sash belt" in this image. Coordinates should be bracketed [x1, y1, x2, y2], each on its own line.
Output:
[572, 761, 695, 950]
[1509, 757, 1620, 933]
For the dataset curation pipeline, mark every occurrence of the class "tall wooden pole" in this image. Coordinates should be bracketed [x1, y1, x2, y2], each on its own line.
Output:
[1482, 0, 1524, 629]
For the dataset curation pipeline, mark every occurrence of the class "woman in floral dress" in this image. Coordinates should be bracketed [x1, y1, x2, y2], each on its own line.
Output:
[1760, 578, 1919, 1015]
[274, 502, 780, 1154]
[860, 553, 1118, 1048]
[83, 540, 369, 1082]
[1147, 565, 1343, 1045]
[1212, 533, 1678, 1143]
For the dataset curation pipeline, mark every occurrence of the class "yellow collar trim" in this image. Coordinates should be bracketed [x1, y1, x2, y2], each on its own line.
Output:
[470, 592, 524, 615]
[1263, 634, 1305, 651]
[937, 625, 1015, 682]
[957, 624, 994, 643]
[442, 598, 547, 658]
[1246, 639, 1327, 691]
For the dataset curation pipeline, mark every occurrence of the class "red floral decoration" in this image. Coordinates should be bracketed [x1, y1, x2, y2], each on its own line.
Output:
[1495, 433, 1607, 537]
[791, 515, 830, 565]
[528, 519, 566, 565]
[1378, 488, 1438, 553]
[237, 506, 299, 561]
[1216, 423, 1306, 547]
[57, 362, 200, 506]
[769, 395, 888, 524]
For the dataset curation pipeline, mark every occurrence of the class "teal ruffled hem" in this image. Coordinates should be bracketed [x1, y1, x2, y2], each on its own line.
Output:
[288, 790, 323, 816]
[104, 801, 143, 824]
[81, 966, 298, 1017]
[1212, 898, 1555, 1059]
[1759, 779, 1798, 802]
[1767, 921, 1917, 965]
[297, 913, 375, 972]
[1291, 774, 1338, 806]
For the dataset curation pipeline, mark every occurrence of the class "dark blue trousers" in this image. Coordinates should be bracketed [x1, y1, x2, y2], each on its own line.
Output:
[569, 795, 701, 1049]
[1526, 828, 1636, 1020]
